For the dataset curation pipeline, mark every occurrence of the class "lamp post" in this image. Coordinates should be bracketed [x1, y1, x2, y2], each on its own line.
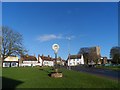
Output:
[67, 37, 71, 70]
[52, 44, 59, 70]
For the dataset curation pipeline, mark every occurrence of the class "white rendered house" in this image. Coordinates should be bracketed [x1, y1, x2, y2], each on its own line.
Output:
[67, 54, 84, 66]
[40, 55, 54, 67]
[3, 56, 19, 67]
[19, 55, 41, 67]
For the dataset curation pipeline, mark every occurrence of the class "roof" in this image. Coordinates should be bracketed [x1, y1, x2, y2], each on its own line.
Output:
[40, 55, 62, 61]
[67, 54, 82, 60]
[40, 56, 53, 61]
[21, 55, 37, 61]
[62, 60, 66, 62]
[4, 56, 18, 61]
[3, 61, 19, 62]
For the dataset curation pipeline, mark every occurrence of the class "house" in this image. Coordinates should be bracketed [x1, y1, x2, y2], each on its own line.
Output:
[107, 59, 112, 64]
[40, 55, 54, 66]
[52, 58, 66, 66]
[56, 58, 61, 65]
[19, 54, 41, 67]
[2, 56, 19, 67]
[61, 60, 66, 66]
[67, 54, 84, 66]
[100, 57, 108, 64]
[52, 57, 62, 65]
[88, 60, 96, 66]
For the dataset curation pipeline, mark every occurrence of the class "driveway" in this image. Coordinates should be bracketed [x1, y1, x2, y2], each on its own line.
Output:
[65, 66, 119, 80]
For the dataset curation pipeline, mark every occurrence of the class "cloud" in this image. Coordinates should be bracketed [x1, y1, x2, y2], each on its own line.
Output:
[37, 34, 76, 42]
[66, 35, 75, 40]
[37, 34, 62, 42]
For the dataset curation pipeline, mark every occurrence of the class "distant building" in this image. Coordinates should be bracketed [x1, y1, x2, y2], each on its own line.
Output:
[101, 57, 108, 64]
[107, 58, 112, 64]
[93, 46, 100, 56]
[61, 60, 66, 66]
[19, 55, 41, 67]
[40, 55, 54, 66]
[100, 57, 112, 65]
[3, 54, 66, 67]
[52, 58, 66, 66]
[19, 54, 63, 67]
[67, 54, 84, 66]
[79, 46, 101, 56]
[3, 56, 19, 67]
[79, 46, 101, 65]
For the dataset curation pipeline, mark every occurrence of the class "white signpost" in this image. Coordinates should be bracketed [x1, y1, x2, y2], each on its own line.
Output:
[51, 44, 63, 78]
[52, 44, 59, 54]
[52, 44, 59, 69]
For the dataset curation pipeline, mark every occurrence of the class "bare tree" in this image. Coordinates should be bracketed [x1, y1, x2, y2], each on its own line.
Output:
[78, 48, 89, 64]
[110, 46, 120, 64]
[2, 26, 27, 61]
[89, 47, 101, 64]
[0, 27, 2, 55]
[0, 37, 1, 46]
[79, 47, 101, 64]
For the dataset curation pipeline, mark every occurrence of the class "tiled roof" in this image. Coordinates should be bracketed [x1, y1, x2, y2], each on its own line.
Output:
[40, 55, 62, 61]
[40, 56, 53, 61]
[67, 54, 82, 60]
[21, 55, 37, 61]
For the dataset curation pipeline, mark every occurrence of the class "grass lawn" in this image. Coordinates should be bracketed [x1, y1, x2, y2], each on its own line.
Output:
[2, 67, 119, 88]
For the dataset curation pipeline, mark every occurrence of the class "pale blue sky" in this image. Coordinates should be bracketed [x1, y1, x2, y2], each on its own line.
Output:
[2, 2, 118, 59]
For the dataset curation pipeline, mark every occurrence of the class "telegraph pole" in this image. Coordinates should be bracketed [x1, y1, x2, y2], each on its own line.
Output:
[67, 37, 71, 70]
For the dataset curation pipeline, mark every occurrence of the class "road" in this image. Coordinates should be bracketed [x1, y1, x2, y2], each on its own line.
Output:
[64, 65, 120, 80]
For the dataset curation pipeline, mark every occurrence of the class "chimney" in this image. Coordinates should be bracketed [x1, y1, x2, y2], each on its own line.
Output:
[26, 54, 29, 57]
[48, 55, 50, 57]
[37, 54, 40, 63]
[38, 54, 40, 60]
[42, 54, 44, 59]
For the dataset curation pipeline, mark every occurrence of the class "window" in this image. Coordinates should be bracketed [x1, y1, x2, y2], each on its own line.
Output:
[44, 62, 48, 64]
[73, 62, 75, 65]
[11, 62, 16, 67]
[5, 63, 10, 67]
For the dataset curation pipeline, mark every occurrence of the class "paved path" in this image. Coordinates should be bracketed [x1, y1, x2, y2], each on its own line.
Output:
[64, 66, 119, 80]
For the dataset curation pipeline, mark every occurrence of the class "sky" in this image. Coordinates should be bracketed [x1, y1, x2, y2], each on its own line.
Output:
[2, 2, 118, 60]
[0, 2, 1, 36]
